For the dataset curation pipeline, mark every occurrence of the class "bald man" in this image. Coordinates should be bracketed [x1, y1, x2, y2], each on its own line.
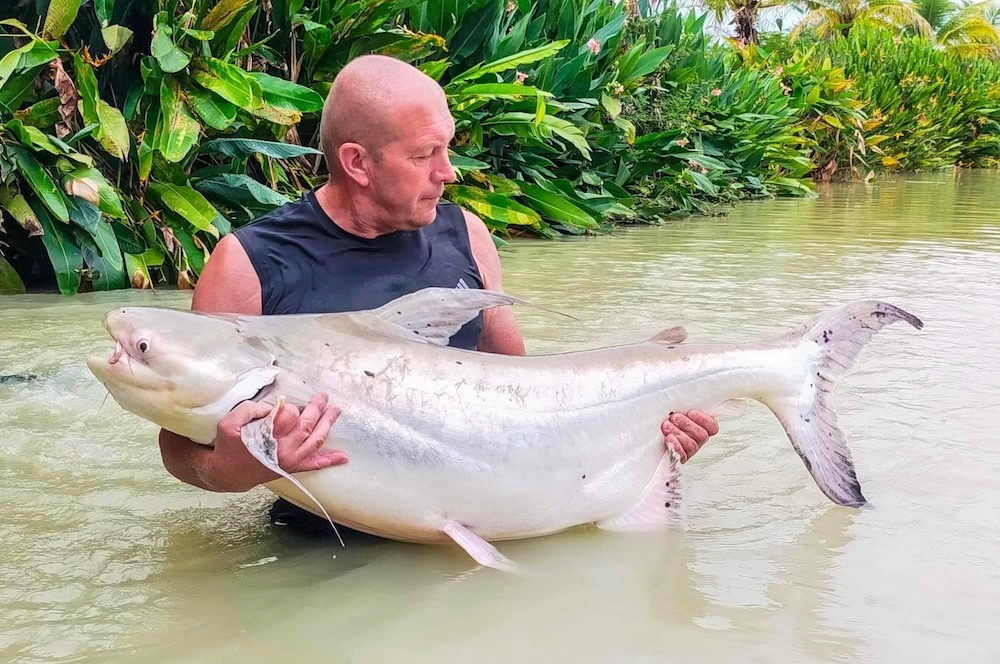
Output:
[157, 55, 719, 533]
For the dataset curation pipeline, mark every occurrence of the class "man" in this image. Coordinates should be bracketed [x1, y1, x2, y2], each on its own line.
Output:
[158, 55, 719, 532]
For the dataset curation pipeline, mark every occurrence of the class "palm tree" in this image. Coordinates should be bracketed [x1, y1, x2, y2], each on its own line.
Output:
[790, 0, 935, 40]
[704, 0, 792, 45]
[916, 0, 1000, 56]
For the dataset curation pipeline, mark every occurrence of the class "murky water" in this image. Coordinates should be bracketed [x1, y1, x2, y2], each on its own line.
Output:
[2, 170, 999, 663]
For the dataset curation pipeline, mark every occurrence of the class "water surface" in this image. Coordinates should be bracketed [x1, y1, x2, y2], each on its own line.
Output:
[2, 170, 998, 663]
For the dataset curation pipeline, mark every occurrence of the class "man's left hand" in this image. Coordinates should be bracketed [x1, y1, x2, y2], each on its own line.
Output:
[662, 410, 719, 463]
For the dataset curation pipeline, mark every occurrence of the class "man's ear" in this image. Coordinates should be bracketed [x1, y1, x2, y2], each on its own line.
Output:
[338, 142, 371, 186]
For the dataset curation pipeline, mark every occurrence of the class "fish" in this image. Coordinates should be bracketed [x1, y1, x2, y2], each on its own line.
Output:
[86, 288, 923, 570]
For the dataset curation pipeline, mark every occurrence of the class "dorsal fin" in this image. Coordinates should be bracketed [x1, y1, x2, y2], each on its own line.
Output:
[358, 287, 573, 346]
[649, 325, 687, 345]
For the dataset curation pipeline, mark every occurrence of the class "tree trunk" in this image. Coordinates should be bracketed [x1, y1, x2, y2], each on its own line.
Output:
[732, 1, 761, 45]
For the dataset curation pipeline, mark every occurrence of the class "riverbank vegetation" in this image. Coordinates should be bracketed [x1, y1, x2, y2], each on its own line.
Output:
[1, 0, 998, 293]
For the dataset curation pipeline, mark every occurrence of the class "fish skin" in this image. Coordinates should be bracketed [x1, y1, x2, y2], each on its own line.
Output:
[86, 289, 922, 563]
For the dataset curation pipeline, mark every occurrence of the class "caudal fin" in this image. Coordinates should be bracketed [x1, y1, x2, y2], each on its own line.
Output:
[765, 301, 923, 507]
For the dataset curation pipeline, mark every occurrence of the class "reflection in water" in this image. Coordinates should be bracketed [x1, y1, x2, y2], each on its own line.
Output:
[2, 171, 1000, 662]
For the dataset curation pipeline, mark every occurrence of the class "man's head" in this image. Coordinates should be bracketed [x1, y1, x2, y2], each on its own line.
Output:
[320, 55, 457, 230]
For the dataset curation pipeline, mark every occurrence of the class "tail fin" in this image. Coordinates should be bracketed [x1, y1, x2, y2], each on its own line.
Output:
[765, 301, 923, 507]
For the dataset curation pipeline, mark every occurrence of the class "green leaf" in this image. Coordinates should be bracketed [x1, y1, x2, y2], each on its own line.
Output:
[102, 25, 133, 54]
[16, 96, 62, 128]
[201, 0, 257, 32]
[35, 202, 82, 294]
[152, 12, 191, 74]
[96, 100, 130, 160]
[418, 59, 450, 81]
[601, 93, 622, 119]
[182, 28, 216, 40]
[148, 182, 221, 236]
[448, 83, 553, 100]
[200, 138, 321, 158]
[44, 0, 82, 40]
[196, 174, 290, 208]
[124, 253, 153, 289]
[192, 57, 263, 109]
[0, 188, 43, 236]
[518, 182, 599, 229]
[9, 120, 63, 154]
[485, 112, 591, 158]
[186, 87, 237, 130]
[95, 0, 114, 26]
[159, 77, 201, 162]
[67, 198, 126, 290]
[622, 45, 674, 84]
[444, 185, 542, 227]
[9, 146, 69, 222]
[450, 41, 570, 84]
[0, 41, 58, 93]
[248, 103, 301, 125]
[0, 255, 26, 295]
[73, 55, 100, 126]
[448, 153, 491, 173]
[63, 167, 126, 219]
[822, 113, 845, 129]
[248, 72, 324, 113]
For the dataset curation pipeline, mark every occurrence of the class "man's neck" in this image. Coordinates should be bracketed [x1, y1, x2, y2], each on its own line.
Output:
[314, 181, 394, 239]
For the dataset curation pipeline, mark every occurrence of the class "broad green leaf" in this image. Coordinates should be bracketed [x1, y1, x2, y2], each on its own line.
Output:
[601, 93, 622, 119]
[448, 153, 490, 173]
[444, 185, 541, 227]
[44, 0, 82, 40]
[102, 25, 133, 54]
[67, 198, 126, 290]
[200, 138, 321, 158]
[448, 83, 553, 100]
[192, 57, 263, 109]
[9, 146, 69, 222]
[622, 45, 674, 84]
[159, 78, 201, 162]
[418, 59, 450, 81]
[63, 167, 126, 218]
[148, 182, 221, 236]
[822, 113, 845, 129]
[182, 28, 216, 40]
[450, 41, 570, 84]
[16, 97, 62, 128]
[35, 203, 82, 293]
[248, 72, 324, 113]
[0, 255, 26, 295]
[485, 112, 591, 158]
[9, 121, 63, 154]
[518, 182, 599, 229]
[165, 222, 208, 275]
[186, 87, 237, 130]
[1, 41, 58, 93]
[201, 0, 256, 31]
[0, 189, 43, 236]
[95, 0, 114, 26]
[74, 55, 100, 125]
[248, 102, 302, 125]
[97, 100, 130, 160]
[152, 12, 191, 73]
[124, 252, 153, 288]
[196, 174, 290, 208]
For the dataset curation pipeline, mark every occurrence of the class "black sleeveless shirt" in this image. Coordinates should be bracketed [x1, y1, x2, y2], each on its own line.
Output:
[233, 190, 485, 349]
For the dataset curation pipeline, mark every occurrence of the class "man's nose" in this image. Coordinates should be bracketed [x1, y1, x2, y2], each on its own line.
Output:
[434, 153, 456, 184]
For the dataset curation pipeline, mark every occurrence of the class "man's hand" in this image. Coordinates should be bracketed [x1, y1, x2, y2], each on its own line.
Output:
[662, 410, 719, 463]
[206, 393, 347, 492]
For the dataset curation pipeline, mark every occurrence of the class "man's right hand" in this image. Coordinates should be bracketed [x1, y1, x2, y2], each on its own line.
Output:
[185, 393, 348, 492]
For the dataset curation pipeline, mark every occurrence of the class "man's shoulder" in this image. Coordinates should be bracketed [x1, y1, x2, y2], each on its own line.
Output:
[234, 192, 318, 238]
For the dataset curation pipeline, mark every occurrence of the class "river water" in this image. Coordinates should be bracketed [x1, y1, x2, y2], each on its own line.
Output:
[1, 170, 998, 663]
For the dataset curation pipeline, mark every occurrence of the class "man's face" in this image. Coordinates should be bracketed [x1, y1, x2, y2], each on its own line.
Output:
[368, 95, 457, 229]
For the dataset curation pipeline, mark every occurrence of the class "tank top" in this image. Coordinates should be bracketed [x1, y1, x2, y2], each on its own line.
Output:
[233, 190, 485, 349]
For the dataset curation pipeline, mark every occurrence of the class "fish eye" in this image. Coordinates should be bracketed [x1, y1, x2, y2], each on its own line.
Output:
[137, 339, 150, 354]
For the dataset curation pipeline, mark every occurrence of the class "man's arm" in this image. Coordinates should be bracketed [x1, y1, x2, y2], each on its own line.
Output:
[158, 235, 345, 492]
[462, 210, 526, 356]
[462, 209, 718, 463]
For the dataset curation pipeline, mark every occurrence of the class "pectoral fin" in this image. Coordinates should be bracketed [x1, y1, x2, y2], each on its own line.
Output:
[596, 445, 683, 532]
[240, 398, 344, 546]
[649, 325, 687, 344]
[442, 523, 517, 572]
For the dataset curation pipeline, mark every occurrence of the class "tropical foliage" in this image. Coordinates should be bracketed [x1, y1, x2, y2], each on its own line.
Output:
[0, 0, 998, 294]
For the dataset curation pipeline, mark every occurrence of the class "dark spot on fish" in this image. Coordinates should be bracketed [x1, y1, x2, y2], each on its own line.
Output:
[324, 343, 330, 347]
[804, 417, 811, 423]
[456, 361, 463, 365]
[364, 371, 374, 378]
[582, 474, 586, 479]
[664, 502, 672, 508]
[667, 345, 676, 349]
[397, 311, 401, 315]
[802, 456, 812, 472]
[427, 323, 432, 327]
[665, 481, 670, 487]
[413, 330, 420, 334]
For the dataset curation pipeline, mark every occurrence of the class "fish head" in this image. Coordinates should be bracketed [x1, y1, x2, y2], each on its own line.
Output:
[87, 307, 279, 443]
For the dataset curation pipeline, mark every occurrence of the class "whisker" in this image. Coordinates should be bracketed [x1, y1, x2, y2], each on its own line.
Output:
[99, 390, 111, 413]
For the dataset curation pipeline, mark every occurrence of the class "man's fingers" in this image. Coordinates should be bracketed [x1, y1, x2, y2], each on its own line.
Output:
[669, 412, 709, 444]
[295, 405, 341, 462]
[271, 404, 300, 438]
[665, 434, 689, 463]
[296, 393, 329, 435]
[686, 410, 720, 437]
[297, 450, 349, 472]
[223, 400, 272, 430]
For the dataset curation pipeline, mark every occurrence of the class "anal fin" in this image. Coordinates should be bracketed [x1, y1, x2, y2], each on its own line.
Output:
[596, 445, 683, 532]
[442, 523, 517, 572]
